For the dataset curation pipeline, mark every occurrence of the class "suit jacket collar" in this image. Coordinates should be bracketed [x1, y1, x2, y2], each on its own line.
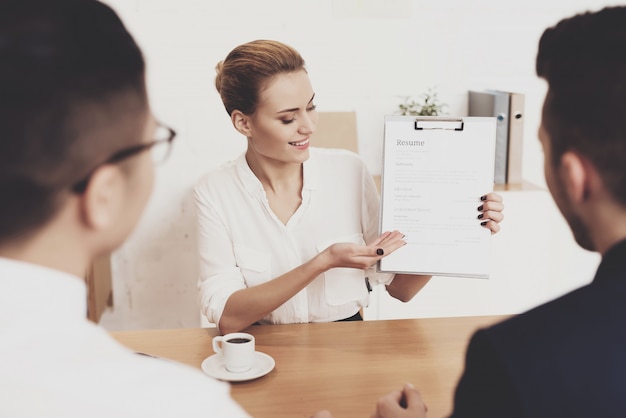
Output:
[593, 238, 626, 285]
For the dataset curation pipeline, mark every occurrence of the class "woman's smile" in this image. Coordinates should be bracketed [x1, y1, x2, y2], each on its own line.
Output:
[289, 138, 310, 148]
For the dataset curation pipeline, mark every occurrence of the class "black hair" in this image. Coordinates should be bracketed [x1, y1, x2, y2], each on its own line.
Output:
[536, 6, 626, 205]
[0, 0, 145, 242]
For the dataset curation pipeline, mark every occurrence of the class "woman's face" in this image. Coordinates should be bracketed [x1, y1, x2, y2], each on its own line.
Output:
[246, 69, 318, 165]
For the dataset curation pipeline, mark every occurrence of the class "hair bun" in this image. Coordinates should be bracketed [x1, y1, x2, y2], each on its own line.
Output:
[214, 60, 224, 93]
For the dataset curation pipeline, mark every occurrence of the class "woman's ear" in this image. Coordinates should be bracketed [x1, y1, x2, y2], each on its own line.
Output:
[560, 151, 592, 203]
[231, 110, 252, 137]
[79, 165, 124, 231]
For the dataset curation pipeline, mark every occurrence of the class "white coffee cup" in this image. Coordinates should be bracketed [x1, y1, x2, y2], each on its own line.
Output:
[212, 332, 255, 373]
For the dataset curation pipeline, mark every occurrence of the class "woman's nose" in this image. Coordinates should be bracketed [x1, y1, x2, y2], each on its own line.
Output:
[298, 112, 317, 134]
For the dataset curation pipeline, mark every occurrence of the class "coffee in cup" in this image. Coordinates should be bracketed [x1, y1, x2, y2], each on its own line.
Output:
[212, 332, 255, 373]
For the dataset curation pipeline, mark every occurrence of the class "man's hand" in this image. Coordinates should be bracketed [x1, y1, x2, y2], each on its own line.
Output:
[370, 384, 428, 418]
[310, 384, 427, 418]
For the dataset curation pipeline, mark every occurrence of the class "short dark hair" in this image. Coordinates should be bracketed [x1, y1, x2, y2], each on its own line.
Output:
[0, 0, 145, 243]
[536, 6, 626, 205]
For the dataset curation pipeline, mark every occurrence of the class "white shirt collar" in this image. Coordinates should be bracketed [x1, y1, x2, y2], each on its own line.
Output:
[0, 257, 87, 321]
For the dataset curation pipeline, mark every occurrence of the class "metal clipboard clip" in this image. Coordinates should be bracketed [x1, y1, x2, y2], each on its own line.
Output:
[414, 117, 464, 131]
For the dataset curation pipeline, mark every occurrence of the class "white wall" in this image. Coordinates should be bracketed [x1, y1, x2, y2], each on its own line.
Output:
[99, 0, 616, 331]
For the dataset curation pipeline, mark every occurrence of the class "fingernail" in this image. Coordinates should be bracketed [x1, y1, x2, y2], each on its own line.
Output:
[477, 205, 484, 211]
[480, 195, 487, 201]
[376, 248, 384, 255]
[481, 221, 488, 226]
[477, 214, 483, 219]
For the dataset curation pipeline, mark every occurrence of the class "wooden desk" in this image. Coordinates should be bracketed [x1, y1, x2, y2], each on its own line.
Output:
[112, 315, 507, 418]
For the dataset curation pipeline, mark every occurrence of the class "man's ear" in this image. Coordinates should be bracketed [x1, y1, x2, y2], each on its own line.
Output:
[231, 110, 252, 137]
[80, 165, 124, 231]
[560, 151, 593, 203]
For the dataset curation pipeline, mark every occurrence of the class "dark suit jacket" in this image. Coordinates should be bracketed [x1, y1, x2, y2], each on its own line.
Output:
[449, 239, 626, 418]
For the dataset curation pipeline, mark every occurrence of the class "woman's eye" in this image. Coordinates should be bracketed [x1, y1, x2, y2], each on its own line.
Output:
[307, 104, 317, 112]
[281, 118, 295, 125]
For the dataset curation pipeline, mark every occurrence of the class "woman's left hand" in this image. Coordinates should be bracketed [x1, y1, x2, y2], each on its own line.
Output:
[478, 192, 504, 234]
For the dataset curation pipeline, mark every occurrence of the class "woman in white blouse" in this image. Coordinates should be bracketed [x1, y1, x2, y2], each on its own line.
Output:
[195, 40, 504, 334]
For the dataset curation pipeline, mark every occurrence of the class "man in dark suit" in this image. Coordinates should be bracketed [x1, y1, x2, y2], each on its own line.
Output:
[313, 5, 626, 418]
[445, 6, 626, 417]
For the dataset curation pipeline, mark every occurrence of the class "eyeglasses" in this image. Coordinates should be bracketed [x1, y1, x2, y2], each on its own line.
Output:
[71, 123, 177, 193]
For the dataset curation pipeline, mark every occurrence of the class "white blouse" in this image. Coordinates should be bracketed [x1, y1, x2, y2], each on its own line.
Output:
[195, 148, 394, 328]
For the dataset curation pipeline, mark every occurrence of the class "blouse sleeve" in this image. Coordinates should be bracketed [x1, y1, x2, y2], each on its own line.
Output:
[194, 180, 247, 327]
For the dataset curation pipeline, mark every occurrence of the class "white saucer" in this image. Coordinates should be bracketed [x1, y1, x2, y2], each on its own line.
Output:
[201, 351, 275, 382]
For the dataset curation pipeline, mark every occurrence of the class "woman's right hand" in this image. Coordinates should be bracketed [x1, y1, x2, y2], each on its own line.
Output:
[322, 230, 406, 270]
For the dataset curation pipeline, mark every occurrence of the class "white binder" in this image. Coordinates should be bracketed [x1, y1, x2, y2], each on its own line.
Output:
[378, 116, 496, 278]
[469, 90, 525, 185]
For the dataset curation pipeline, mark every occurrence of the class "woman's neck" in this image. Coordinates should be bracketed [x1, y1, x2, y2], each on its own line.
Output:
[245, 149, 303, 194]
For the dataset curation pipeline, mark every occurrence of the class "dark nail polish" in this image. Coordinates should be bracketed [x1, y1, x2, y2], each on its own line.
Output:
[480, 195, 487, 201]
[376, 248, 384, 256]
[481, 221, 488, 226]
[477, 214, 483, 219]
[477, 205, 484, 211]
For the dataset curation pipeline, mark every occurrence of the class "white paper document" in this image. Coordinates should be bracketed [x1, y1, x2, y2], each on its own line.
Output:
[378, 116, 496, 278]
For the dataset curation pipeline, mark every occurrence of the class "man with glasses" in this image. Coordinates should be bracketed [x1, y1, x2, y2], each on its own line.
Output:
[0, 0, 249, 416]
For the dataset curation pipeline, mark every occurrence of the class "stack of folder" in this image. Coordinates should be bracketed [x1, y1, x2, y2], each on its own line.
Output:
[468, 90, 525, 185]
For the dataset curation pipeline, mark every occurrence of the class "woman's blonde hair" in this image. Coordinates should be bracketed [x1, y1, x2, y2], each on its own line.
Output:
[215, 39, 306, 116]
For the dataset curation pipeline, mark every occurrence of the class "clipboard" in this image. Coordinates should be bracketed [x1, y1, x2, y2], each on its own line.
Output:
[377, 115, 497, 278]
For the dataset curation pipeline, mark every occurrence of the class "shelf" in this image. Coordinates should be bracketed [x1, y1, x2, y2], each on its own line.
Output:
[373, 175, 543, 194]
[494, 180, 544, 192]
